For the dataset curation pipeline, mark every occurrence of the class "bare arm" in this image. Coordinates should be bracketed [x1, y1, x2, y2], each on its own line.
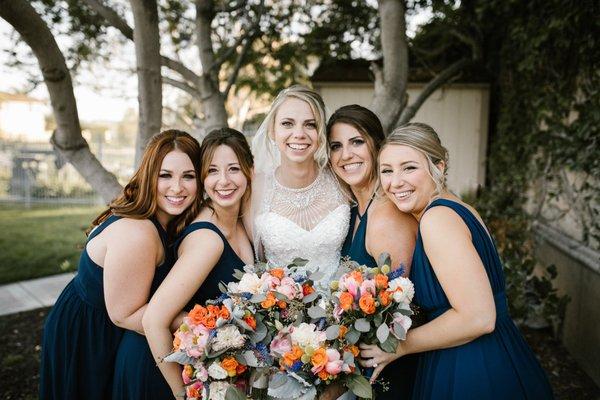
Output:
[103, 219, 162, 334]
[143, 229, 224, 396]
[366, 199, 417, 275]
[361, 206, 496, 381]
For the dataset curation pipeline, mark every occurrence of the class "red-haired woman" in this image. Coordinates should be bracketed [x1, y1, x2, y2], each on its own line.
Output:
[39, 130, 201, 400]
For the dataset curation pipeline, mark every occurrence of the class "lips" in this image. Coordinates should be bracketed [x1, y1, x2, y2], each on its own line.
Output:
[215, 188, 236, 198]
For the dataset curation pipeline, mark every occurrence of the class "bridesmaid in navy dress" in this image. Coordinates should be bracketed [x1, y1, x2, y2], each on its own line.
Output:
[327, 105, 418, 399]
[141, 128, 255, 399]
[361, 123, 553, 399]
[39, 130, 201, 400]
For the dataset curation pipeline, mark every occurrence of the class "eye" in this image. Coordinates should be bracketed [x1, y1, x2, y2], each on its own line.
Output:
[305, 122, 317, 129]
[184, 173, 196, 180]
[352, 138, 365, 146]
[229, 166, 241, 172]
[329, 143, 341, 151]
[380, 168, 392, 174]
[404, 165, 416, 172]
[281, 121, 293, 128]
[159, 173, 171, 178]
[207, 167, 218, 174]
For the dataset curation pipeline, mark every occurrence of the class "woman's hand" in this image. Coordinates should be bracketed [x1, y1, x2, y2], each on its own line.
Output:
[358, 343, 405, 383]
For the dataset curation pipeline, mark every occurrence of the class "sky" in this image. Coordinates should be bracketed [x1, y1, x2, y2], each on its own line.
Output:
[0, 6, 433, 124]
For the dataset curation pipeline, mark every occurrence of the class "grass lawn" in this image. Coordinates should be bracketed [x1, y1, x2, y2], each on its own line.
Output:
[0, 203, 103, 284]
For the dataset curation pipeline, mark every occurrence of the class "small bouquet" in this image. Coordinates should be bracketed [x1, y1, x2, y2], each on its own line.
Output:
[164, 299, 265, 399]
[328, 253, 415, 357]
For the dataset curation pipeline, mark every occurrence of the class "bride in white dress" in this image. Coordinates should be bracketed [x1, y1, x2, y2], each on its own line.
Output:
[249, 85, 350, 288]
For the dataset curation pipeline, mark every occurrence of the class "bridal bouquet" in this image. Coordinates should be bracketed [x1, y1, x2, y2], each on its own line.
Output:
[327, 254, 415, 355]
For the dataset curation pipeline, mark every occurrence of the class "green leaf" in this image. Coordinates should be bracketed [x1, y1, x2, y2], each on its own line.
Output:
[376, 322, 389, 344]
[326, 324, 341, 340]
[346, 373, 373, 399]
[225, 385, 247, 400]
[354, 318, 370, 332]
[345, 328, 361, 344]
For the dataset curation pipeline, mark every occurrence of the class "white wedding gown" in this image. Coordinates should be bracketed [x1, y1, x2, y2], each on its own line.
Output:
[253, 167, 350, 288]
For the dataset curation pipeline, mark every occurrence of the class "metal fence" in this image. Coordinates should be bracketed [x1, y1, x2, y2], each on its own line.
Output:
[0, 140, 134, 207]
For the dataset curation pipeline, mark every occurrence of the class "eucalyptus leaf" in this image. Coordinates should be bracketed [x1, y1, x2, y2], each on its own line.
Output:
[274, 291, 289, 300]
[302, 291, 319, 303]
[377, 252, 391, 268]
[250, 293, 267, 303]
[218, 282, 227, 293]
[225, 385, 247, 400]
[325, 324, 341, 340]
[376, 322, 390, 344]
[380, 335, 399, 353]
[393, 322, 407, 340]
[354, 318, 370, 333]
[307, 305, 327, 319]
[347, 373, 373, 399]
[161, 351, 195, 365]
[345, 328, 361, 344]
[242, 350, 261, 367]
[308, 270, 324, 282]
[291, 257, 309, 267]
[250, 319, 267, 343]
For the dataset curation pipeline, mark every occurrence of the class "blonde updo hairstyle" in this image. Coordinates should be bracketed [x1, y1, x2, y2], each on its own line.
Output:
[381, 122, 449, 198]
[257, 85, 329, 169]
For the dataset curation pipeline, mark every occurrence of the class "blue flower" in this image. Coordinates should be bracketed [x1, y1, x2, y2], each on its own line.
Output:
[290, 361, 303, 372]
[387, 264, 405, 280]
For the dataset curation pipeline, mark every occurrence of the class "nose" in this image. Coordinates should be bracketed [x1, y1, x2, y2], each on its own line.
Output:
[390, 171, 405, 188]
[171, 177, 183, 193]
[217, 170, 230, 185]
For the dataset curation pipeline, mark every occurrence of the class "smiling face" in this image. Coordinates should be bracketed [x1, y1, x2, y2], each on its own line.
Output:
[378, 144, 440, 218]
[155, 149, 198, 225]
[329, 122, 374, 189]
[203, 144, 248, 210]
[272, 97, 319, 166]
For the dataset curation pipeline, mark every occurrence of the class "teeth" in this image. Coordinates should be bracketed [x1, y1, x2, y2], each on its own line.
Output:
[287, 143, 309, 150]
[216, 189, 235, 196]
[342, 163, 362, 172]
[166, 196, 185, 204]
[394, 191, 412, 200]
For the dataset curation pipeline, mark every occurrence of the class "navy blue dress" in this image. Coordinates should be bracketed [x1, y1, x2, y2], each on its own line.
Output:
[111, 221, 246, 399]
[111, 218, 176, 400]
[341, 200, 417, 400]
[410, 199, 553, 399]
[39, 215, 125, 400]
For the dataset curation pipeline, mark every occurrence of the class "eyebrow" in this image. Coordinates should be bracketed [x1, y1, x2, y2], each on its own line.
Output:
[159, 169, 195, 173]
[209, 163, 240, 167]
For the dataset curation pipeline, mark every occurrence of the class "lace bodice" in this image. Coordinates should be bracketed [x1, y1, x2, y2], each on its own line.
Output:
[253, 168, 350, 287]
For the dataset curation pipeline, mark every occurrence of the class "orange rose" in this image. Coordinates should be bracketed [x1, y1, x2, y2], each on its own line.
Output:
[172, 335, 181, 349]
[379, 290, 392, 307]
[374, 274, 389, 289]
[338, 325, 349, 339]
[318, 369, 330, 380]
[243, 315, 257, 330]
[236, 363, 247, 375]
[261, 292, 277, 309]
[187, 304, 207, 325]
[339, 292, 354, 311]
[359, 293, 376, 314]
[187, 386, 201, 398]
[311, 348, 328, 370]
[282, 346, 303, 367]
[345, 345, 360, 357]
[277, 300, 288, 309]
[207, 305, 220, 315]
[270, 268, 285, 279]
[202, 315, 216, 329]
[221, 357, 239, 376]
[218, 306, 230, 320]
[349, 270, 364, 284]
[302, 284, 315, 296]
[183, 364, 194, 379]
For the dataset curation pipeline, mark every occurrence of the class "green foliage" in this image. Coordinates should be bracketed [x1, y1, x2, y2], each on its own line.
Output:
[461, 0, 598, 331]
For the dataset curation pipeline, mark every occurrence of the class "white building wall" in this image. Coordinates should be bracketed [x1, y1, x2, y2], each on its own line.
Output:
[314, 82, 490, 195]
[0, 100, 49, 142]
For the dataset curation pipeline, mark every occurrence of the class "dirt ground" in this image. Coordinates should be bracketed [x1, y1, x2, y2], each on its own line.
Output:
[1, 307, 598, 399]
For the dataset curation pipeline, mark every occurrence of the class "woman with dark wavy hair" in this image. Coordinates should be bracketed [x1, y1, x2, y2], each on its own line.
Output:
[40, 130, 201, 400]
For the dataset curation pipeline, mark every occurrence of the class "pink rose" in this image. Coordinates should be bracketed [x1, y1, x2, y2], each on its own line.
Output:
[326, 348, 341, 362]
[360, 279, 376, 296]
[261, 274, 280, 290]
[345, 279, 359, 299]
[270, 332, 292, 357]
[276, 277, 298, 300]
[325, 360, 343, 375]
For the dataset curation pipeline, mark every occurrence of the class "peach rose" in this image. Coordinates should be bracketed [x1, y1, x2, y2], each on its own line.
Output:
[261, 292, 277, 309]
[270, 268, 285, 280]
[375, 274, 389, 289]
[221, 357, 239, 376]
[187, 304, 207, 325]
[310, 348, 328, 373]
[379, 290, 392, 307]
[359, 293, 376, 315]
[339, 292, 354, 311]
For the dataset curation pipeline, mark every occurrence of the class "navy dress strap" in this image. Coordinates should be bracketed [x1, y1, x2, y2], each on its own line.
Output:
[341, 196, 376, 266]
[87, 214, 122, 241]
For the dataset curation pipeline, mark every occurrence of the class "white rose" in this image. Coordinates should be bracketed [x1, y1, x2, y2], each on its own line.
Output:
[290, 323, 326, 349]
[211, 325, 245, 352]
[236, 272, 263, 294]
[208, 381, 230, 400]
[207, 362, 228, 380]
[389, 277, 415, 303]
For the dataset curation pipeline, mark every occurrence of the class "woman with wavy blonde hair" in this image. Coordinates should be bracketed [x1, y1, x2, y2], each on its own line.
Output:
[249, 85, 350, 287]
[40, 130, 201, 400]
[360, 123, 553, 399]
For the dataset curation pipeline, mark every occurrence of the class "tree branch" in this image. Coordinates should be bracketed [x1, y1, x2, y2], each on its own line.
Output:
[397, 57, 472, 126]
[223, 34, 253, 99]
[163, 76, 202, 98]
[82, 0, 201, 85]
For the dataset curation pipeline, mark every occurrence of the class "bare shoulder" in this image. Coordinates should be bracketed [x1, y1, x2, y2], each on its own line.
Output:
[419, 205, 470, 242]
[105, 218, 161, 246]
[369, 197, 417, 232]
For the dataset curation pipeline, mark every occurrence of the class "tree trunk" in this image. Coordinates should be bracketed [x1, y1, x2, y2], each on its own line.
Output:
[0, 0, 122, 203]
[370, 0, 409, 133]
[195, 0, 229, 135]
[130, 0, 163, 165]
